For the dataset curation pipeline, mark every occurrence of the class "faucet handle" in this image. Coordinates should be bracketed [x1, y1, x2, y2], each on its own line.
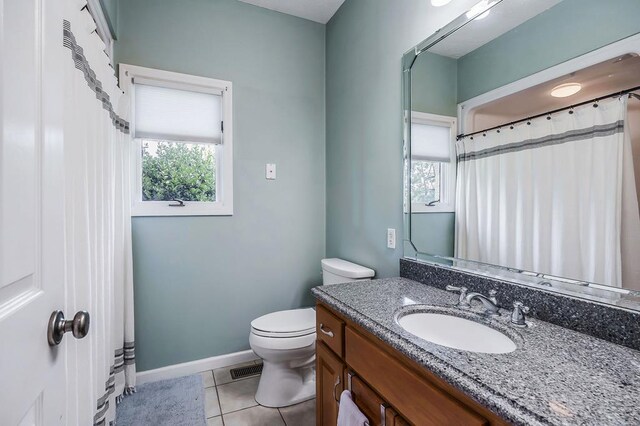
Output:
[445, 284, 465, 292]
[445, 285, 469, 307]
[511, 301, 530, 327]
[488, 289, 498, 304]
[513, 301, 530, 313]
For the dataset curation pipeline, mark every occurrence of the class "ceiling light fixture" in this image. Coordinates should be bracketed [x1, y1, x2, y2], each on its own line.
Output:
[550, 83, 582, 98]
[431, 0, 453, 6]
[466, 0, 497, 20]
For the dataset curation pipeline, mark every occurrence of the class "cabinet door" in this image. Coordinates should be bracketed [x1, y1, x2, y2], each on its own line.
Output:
[317, 341, 345, 426]
[348, 373, 386, 426]
[385, 407, 411, 426]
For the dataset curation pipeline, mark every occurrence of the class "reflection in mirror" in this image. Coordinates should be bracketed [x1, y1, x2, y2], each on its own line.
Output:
[404, 0, 640, 306]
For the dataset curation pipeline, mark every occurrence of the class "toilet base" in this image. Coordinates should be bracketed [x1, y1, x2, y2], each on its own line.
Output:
[255, 356, 316, 408]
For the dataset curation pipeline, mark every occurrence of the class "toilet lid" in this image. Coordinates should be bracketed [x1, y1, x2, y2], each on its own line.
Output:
[251, 308, 316, 338]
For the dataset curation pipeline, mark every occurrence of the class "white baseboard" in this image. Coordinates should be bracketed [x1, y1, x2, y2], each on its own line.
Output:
[136, 349, 260, 385]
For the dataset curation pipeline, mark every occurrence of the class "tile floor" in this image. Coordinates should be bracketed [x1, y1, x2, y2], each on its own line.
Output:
[200, 360, 316, 426]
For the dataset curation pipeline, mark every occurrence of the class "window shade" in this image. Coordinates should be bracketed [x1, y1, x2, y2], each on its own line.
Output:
[134, 83, 222, 143]
[411, 122, 451, 162]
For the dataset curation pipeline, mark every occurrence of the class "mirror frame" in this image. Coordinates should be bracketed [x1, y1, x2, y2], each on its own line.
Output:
[401, 0, 640, 310]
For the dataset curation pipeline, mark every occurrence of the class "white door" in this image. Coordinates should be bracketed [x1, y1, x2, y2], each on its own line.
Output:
[0, 0, 69, 425]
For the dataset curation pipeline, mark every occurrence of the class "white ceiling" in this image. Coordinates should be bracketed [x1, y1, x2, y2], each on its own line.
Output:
[237, 0, 345, 24]
[429, 0, 562, 58]
[472, 54, 640, 129]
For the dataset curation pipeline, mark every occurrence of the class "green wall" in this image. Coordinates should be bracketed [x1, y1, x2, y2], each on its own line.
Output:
[114, 0, 640, 372]
[410, 213, 455, 257]
[325, 0, 477, 277]
[115, 0, 325, 371]
[457, 0, 640, 102]
[100, 0, 118, 36]
[412, 52, 457, 117]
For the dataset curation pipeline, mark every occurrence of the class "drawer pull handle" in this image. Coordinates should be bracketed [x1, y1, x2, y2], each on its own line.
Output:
[332, 376, 341, 402]
[319, 323, 334, 338]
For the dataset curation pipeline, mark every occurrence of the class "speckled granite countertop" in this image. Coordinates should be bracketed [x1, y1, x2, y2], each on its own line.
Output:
[311, 277, 640, 426]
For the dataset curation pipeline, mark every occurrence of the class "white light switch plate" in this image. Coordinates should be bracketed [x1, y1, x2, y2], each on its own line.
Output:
[266, 163, 276, 180]
[387, 228, 396, 249]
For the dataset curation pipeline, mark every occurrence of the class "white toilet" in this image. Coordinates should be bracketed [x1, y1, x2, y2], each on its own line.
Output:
[249, 258, 375, 408]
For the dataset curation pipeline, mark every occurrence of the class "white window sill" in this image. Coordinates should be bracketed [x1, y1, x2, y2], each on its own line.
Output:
[132, 202, 233, 217]
[411, 203, 455, 214]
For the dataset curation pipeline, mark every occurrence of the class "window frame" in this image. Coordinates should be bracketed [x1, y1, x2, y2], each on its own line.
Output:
[86, 0, 115, 63]
[119, 64, 233, 217]
[410, 111, 457, 213]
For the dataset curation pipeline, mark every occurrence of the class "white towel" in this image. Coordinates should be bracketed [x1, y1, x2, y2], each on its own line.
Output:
[337, 390, 369, 426]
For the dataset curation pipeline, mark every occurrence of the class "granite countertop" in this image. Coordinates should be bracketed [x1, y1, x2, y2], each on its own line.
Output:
[311, 277, 640, 426]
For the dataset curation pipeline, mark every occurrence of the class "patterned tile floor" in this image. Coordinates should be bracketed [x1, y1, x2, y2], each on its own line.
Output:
[201, 361, 316, 426]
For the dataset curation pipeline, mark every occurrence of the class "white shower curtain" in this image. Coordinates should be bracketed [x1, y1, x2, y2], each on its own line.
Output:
[455, 97, 640, 287]
[63, 3, 135, 425]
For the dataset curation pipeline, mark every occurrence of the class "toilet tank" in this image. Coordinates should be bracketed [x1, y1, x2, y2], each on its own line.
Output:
[321, 258, 375, 285]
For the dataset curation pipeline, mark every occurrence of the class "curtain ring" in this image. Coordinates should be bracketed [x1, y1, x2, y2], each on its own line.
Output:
[527, 121, 531, 125]
[593, 102, 599, 108]
[568, 108, 574, 115]
[510, 125, 514, 130]
[483, 133, 486, 137]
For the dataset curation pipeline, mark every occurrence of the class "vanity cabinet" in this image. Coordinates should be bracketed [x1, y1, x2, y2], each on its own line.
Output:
[315, 302, 508, 426]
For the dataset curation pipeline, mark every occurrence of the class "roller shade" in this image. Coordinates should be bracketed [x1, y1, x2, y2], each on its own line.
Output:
[134, 83, 222, 143]
[411, 121, 452, 162]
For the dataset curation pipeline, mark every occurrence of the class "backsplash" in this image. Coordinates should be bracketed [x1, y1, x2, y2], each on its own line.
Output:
[400, 258, 640, 351]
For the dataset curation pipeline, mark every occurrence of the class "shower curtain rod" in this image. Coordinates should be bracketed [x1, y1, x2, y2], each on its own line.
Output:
[457, 84, 640, 140]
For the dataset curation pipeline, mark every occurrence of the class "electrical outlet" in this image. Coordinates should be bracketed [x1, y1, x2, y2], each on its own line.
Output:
[387, 228, 396, 249]
[266, 163, 276, 180]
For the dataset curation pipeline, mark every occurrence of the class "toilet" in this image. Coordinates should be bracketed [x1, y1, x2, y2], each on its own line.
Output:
[250, 258, 375, 408]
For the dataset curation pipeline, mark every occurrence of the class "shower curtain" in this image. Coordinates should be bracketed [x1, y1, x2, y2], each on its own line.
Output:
[63, 3, 135, 425]
[455, 97, 640, 287]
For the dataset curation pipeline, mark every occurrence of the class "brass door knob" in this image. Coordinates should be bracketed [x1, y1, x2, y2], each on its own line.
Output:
[47, 310, 90, 346]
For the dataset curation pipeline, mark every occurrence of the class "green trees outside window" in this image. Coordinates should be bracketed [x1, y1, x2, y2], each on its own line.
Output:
[141, 140, 216, 202]
[411, 160, 440, 204]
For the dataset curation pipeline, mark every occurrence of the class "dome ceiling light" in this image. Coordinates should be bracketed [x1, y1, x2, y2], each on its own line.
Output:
[551, 83, 582, 98]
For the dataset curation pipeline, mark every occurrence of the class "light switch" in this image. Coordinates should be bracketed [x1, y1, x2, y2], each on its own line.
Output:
[266, 163, 276, 180]
[387, 228, 396, 249]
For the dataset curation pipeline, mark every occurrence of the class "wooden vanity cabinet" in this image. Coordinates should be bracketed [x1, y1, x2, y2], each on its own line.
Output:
[315, 302, 509, 426]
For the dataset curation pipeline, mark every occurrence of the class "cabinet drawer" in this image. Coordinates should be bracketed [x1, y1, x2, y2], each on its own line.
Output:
[348, 373, 386, 426]
[316, 304, 344, 357]
[345, 327, 488, 426]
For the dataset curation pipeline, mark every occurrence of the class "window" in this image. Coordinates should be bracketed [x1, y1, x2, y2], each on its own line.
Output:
[410, 112, 456, 213]
[120, 64, 233, 216]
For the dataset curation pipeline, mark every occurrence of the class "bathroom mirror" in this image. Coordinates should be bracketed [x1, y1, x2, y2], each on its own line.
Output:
[403, 0, 640, 309]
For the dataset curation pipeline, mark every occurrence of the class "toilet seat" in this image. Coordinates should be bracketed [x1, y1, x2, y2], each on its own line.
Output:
[250, 331, 316, 351]
[251, 308, 316, 338]
[251, 327, 315, 338]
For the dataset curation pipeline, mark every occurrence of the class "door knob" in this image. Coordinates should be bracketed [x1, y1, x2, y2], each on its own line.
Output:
[47, 310, 90, 346]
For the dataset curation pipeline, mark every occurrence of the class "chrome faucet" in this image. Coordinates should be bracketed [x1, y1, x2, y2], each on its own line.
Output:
[464, 290, 500, 316]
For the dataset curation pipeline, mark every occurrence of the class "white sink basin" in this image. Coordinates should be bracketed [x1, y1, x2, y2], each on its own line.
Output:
[397, 312, 517, 354]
